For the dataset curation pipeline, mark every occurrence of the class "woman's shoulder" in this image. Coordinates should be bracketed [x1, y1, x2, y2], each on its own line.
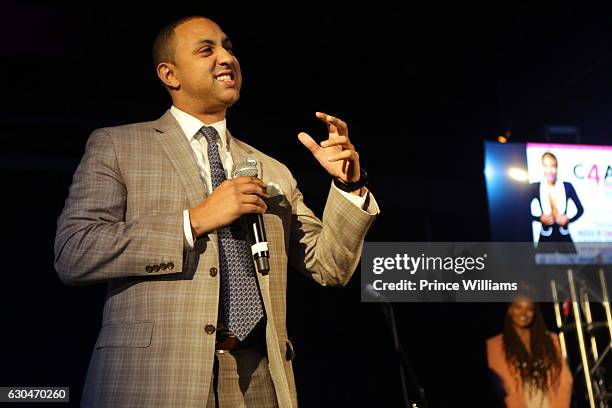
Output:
[486, 333, 504, 348]
[485, 334, 508, 370]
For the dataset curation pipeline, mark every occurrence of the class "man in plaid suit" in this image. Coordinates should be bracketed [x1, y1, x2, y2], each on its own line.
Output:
[54, 15, 379, 407]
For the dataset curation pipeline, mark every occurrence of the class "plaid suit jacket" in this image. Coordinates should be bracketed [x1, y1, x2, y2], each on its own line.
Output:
[54, 110, 379, 407]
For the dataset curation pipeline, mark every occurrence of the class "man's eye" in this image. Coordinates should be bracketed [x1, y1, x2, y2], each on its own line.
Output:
[225, 46, 234, 54]
[200, 47, 213, 54]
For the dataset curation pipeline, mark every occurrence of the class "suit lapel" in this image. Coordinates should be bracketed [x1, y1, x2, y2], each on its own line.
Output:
[228, 129, 248, 171]
[152, 110, 207, 208]
[228, 130, 264, 180]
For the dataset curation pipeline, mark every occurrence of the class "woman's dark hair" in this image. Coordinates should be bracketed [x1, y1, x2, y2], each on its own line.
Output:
[541, 152, 558, 166]
[502, 301, 561, 394]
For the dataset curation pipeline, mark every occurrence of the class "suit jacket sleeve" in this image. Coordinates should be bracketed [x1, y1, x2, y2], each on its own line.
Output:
[287, 175, 379, 287]
[54, 129, 185, 285]
[530, 182, 542, 223]
[564, 182, 584, 224]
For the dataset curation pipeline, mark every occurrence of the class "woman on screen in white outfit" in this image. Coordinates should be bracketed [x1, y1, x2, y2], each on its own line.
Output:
[530, 152, 584, 253]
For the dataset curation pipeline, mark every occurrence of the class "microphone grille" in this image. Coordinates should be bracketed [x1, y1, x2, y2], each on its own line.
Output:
[233, 157, 258, 178]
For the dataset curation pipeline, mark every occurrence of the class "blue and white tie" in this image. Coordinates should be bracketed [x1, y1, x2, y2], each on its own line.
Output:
[200, 125, 264, 341]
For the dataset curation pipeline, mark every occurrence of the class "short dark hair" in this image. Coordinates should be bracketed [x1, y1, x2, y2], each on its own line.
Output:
[152, 15, 206, 69]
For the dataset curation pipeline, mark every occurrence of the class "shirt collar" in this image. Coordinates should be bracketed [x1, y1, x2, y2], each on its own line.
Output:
[170, 105, 228, 149]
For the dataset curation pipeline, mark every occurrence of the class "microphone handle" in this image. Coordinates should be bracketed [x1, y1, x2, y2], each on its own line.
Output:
[246, 214, 270, 273]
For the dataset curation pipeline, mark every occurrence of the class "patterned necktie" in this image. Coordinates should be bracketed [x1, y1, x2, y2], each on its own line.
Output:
[199, 125, 264, 341]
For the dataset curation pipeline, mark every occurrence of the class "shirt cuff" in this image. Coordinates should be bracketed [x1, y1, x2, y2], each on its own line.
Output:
[332, 183, 368, 209]
[183, 209, 195, 249]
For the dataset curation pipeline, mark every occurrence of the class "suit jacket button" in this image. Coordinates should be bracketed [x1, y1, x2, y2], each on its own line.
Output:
[204, 324, 216, 335]
[167, 262, 175, 270]
[153, 265, 160, 272]
[160, 263, 167, 270]
[209, 267, 218, 277]
[145, 265, 153, 273]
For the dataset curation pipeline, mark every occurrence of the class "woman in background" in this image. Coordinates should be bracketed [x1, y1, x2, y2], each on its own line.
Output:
[487, 296, 573, 408]
[530, 152, 584, 253]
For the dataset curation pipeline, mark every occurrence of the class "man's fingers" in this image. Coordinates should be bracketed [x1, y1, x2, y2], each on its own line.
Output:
[328, 123, 338, 137]
[298, 132, 319, 153]
[219, 177, 268, 197]
[241, 203, 267, 214]
[236, 182, 269, 198]
[315, 112, 348, 135]
[321, 136, 353, 149]
[241, 194, 267, 211]
[327, 150, 358, 162]
[228, 177, 267, 192]
[243, 204, 266, 214]
[231, 176, 266, 186]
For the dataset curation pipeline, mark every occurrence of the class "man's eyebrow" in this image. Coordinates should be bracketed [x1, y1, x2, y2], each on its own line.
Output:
[196, 39, 217, 47]
[195, 37, 232, 47]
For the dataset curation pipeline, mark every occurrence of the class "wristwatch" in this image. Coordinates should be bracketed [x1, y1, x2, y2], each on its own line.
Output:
[333, 168, 368, 192]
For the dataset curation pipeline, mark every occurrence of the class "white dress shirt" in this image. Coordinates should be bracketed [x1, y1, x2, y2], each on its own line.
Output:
[169, 106, 368, 248]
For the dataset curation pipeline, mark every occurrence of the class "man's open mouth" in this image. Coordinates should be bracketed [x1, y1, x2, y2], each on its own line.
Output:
[214, 72, 234, 82]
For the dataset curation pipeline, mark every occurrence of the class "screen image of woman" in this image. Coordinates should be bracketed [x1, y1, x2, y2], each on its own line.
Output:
[530, 152, 584, 253]
[486, 296, 573, 408]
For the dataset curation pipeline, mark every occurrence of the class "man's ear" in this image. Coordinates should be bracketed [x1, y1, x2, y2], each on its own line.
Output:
[157, 62, 180, 90]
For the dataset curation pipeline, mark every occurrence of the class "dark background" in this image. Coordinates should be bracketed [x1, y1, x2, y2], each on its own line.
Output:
[2, 2, 611, 407]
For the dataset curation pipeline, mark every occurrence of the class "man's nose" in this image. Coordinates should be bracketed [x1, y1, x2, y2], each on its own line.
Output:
[217, 47, 235, 66]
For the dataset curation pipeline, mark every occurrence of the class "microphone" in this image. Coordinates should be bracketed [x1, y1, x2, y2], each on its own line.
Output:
[233, 158, 270, 274]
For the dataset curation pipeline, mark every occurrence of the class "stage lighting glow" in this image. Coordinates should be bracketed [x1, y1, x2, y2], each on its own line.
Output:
[507, 167, 529, 182]
[497, 135, 508, 143]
